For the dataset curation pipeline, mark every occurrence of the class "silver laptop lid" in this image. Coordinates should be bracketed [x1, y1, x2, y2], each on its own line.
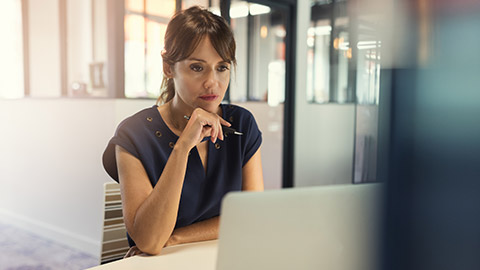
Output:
[216, 184, 382, 270]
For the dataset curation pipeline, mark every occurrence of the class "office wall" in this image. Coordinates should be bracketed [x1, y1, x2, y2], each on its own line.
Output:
[1, 99, 107, 257]
[242, 103, 283, 190]
[294, 0, 355, 187]
[0, 99, 154, 257]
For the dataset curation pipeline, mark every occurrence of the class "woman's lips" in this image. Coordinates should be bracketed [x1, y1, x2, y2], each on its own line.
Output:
[199, 95, 218, 101]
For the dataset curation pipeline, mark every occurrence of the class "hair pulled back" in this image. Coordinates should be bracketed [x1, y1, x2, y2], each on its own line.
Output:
[157, 6, 236, 104]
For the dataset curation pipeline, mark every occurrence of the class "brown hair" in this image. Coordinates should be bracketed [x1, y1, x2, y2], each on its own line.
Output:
[157, 6, 237, 104]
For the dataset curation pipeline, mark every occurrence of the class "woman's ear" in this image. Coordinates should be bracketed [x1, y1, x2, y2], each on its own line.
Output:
[163, 62, 174, 78]
[162, 50, 174, 78]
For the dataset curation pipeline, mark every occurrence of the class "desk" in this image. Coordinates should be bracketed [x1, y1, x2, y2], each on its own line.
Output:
[88, 240, 218, 270]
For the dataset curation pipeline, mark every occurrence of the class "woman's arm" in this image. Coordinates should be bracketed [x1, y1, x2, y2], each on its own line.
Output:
[116, 144, 190, 255]
[164, 148, 264, 246]
[165, 216, 220, 246]
[241, 148, 264, 192]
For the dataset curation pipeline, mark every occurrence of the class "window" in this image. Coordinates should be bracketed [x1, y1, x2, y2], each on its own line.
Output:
[306, 21, 331, 103]
[229, 1, 286, 106]
[0, 0, 292, 104]
[124, 0, 175, 98]
[182, 0, 209, 9]
[356, 27, 381, 105]
[307, 0, 354, 104]
[0, 0, 24, 99]
[307, 0, 380, 105]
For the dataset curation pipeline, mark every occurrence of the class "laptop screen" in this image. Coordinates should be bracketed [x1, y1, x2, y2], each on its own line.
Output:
[216, 184, 382, 270]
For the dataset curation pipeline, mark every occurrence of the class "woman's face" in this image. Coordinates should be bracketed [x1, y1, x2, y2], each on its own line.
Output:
[168, 37, 231, 114]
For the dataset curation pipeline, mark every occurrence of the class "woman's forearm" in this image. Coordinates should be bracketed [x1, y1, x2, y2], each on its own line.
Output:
[165, 216, 220, 247]
[125, 145, 190, 254]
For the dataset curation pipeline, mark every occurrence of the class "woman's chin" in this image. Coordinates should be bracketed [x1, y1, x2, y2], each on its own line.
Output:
[196, 103, 222, 114]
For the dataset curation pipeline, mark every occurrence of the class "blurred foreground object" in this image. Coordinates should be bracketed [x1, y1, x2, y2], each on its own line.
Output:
[378, 0, 480, 270]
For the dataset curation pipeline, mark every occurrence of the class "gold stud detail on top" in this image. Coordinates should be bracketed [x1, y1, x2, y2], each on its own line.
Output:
[146, 117, 153, 122]
[155, 131, 162, 137]
[169, 142, 175, 148]
[215, 143, 221, 150]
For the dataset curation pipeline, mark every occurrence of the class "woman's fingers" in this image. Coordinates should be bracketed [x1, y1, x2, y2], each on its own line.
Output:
[217, 121, 224, 141]
[124, 246, 144, 258]
[201, 125, 213, 139]
[219, 117, 231, 127]
[211, 117, 226, 143]
[204, 122, 218, 143]
[182, 108, 232, 145]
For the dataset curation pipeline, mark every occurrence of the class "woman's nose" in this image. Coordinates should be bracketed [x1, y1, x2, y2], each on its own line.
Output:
[203, 70, 217, 89]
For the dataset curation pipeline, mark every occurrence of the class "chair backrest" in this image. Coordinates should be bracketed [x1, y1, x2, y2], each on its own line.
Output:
[100, 182, 130, 264]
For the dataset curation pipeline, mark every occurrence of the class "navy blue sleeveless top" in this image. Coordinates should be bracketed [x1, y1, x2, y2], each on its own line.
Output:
[102, 104, 262, 246]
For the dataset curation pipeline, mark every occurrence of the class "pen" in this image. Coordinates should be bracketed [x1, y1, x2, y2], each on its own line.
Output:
[184, 115, 243, 136]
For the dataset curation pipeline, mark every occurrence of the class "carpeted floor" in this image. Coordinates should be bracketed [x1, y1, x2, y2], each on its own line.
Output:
[0, 221, 98, 270]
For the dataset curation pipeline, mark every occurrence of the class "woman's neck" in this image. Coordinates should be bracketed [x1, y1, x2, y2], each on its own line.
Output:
[167, 100, 189, 132]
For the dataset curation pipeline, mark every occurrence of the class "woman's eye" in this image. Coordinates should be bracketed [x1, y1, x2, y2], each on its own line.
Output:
[217, 65, 230, 72]
[190, 64, 203, 72]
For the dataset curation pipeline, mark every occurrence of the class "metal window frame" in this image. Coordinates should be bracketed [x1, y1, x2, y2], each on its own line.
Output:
[21, 0, 30, 97]
[59, 0, 68, 96]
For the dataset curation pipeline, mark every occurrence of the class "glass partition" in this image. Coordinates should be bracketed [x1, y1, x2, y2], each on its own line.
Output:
[308, 0, 382, 183]
[353, 12, 382, 183]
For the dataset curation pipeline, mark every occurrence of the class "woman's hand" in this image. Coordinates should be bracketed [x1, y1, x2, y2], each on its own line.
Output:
[123, 246, 146, 258]
[176, 108, 231, 151]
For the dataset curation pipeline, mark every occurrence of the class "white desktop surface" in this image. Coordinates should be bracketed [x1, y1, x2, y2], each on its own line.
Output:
[88, 240, 218, 270]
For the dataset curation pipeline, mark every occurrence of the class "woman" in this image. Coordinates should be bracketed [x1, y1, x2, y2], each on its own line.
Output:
[102, 6, 264, 256]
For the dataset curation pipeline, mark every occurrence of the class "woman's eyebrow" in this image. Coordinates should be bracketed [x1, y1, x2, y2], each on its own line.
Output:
[187, 58, 229, 65]
[187, 57, 206, 62]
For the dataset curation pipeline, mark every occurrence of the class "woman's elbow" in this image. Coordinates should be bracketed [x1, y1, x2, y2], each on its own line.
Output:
[135, 240, 165, 255]
[131, 230, 171, 255]
[127, 223, 172, 255]
[142, 245, 164, 256]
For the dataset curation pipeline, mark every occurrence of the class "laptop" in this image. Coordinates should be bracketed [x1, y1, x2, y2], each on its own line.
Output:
[216, 184, 382, 270]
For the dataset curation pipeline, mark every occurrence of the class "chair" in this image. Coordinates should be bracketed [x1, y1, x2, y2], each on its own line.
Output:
[100, 182, 130, 264]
